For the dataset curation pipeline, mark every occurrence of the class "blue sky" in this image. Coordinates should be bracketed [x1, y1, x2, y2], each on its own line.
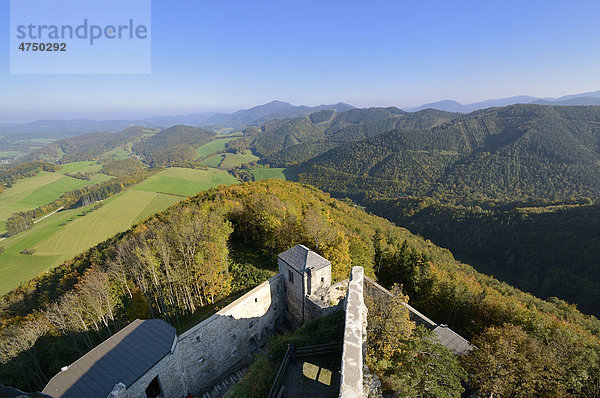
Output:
[1, 0, 599, 122]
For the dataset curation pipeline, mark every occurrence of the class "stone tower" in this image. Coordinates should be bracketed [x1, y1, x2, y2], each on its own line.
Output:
[277, 244, 332, 328]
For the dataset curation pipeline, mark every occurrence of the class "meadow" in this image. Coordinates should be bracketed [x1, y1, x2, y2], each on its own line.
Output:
[201, 150, 259, 169]
[252, 167, 297, 181]
[194, 137, 239, 159]
[0, 171, 111, 233]
[0, 166, 238, 295]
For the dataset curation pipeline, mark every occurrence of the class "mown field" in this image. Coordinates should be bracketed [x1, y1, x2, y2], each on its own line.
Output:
[195, 137, 239, 159]
[0, 166, 238, 295]
[0, 171, 111, 233]
[58, 161, 103, 174]
[252, 167, 297, 181]
[133, 167, 237, 196]
[201, 150, 259, 169]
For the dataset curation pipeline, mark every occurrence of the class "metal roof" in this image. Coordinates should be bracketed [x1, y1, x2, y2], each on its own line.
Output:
[433, 325, 473, 355]
[42, 319, 176, 398]
[278, 244, 331, 272]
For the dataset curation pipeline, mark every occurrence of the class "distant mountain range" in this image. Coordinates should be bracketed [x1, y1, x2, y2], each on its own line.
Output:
[0, 101, 354, 137]
[202, 100, 354, 127]
[406, 90, 600, 113]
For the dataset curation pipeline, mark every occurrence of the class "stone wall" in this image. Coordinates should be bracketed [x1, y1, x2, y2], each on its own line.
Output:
[123, 273, 286, 397]
[339, 267, 367, 398]
[278, 257, 305, 328]
[176, 273, 285, 393]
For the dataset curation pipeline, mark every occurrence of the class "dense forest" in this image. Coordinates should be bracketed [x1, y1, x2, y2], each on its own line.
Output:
[239, 104, 600, 317]
[0, 181, 598, 396]
[368, 197, 600, 316]
[250, 107, 458, 162]
[295, 105, 600, 203]
[99, 158, 144, 177]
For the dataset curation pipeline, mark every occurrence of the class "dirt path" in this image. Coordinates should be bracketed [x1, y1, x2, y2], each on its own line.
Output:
[33, 207, 64, 224]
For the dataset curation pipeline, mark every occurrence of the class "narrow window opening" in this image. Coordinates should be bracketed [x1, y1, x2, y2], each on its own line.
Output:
[145, 376, 162, 398]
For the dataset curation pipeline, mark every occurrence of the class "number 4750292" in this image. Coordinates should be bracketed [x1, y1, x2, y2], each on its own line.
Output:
[18, 42, 66, 51]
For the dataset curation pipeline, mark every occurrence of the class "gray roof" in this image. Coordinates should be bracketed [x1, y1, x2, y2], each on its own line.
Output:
[433, 325, 473, 355]
[43, 319, 176, 398]
[278, 244, 331, 272]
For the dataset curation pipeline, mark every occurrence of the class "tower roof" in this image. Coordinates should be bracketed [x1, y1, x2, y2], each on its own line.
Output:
[278, 244, 331, 272]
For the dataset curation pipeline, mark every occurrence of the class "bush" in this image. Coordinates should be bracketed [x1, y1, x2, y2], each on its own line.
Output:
[20, 249, 36, 255]
[0, 246, 5, 255]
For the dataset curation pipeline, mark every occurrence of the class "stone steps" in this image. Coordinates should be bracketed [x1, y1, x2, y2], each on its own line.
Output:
[199, 366, 249, 398]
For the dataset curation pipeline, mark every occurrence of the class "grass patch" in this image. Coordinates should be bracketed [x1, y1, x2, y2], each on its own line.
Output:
[200, 154, 225, 167]
[195, 137, 238, 159]
[58, 161, 102, 174]
[220, 150, 260, 169]
[133, 167, 238, 197]
[0, 171, 109, 233]
[101, 147, 131, 160]
[252, 167, 298, 181]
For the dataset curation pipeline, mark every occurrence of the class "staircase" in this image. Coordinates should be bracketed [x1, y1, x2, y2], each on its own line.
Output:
[197, 355, 254, 398]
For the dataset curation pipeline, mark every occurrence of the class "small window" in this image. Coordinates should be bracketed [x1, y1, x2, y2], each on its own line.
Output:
[255, 297, 258, 303]
[288, 270, 294, 283]
[249, 321, 254, 329]
[145, 376, 161, 398]
[231, 334, 236, 340]
[321, 277, 324, 283]
[321, 296, 325, 301]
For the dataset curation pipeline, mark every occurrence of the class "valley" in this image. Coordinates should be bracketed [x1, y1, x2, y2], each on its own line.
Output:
[2, 102, 600, 396]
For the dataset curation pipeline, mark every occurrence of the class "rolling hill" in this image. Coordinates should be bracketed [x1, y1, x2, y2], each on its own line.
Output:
[297, 105, 600, 203]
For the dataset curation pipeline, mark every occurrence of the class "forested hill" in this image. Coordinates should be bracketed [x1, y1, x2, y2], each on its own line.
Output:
[18, 126, 156, 164]
[131, 125, 214, 166]
[251, 106, 459, 161]
[1, 180, 599, 395]
[296, 105, 600, 203]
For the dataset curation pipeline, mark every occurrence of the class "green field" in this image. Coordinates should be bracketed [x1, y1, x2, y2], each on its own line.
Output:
[0, 171, 111, 233]
[252, 167, 298, 181]
[0, 166, 239, 295]
[0, 191, 181, 295]
[220, 150, 259, 168]
[200, 154, 225, 167]
[101, 146, 131, 160]
[201, 150, 259, 169]
[59, 161, 103, 174]
[133, 167, 238, 196]
[195, 137, 238, 159]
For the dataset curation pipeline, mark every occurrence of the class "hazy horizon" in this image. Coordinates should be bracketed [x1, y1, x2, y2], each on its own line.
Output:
[1, 0, 599, 123]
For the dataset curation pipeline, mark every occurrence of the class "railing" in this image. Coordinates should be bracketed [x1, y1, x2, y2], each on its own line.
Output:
[196, 354, 253, 396]
[267, 342, 343, 398]
[267, 345, 292, 398]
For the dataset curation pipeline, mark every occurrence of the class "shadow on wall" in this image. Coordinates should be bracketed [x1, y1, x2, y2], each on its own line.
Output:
[173, 273, 287, 395]
[39, 274, 287, 398]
